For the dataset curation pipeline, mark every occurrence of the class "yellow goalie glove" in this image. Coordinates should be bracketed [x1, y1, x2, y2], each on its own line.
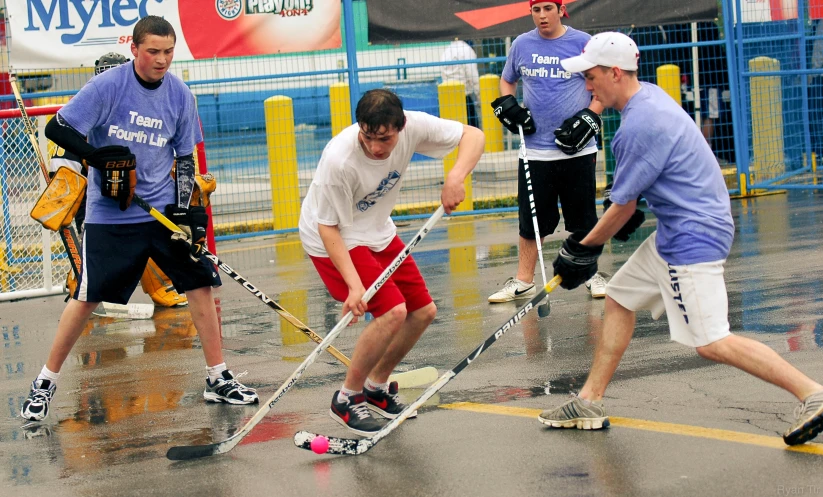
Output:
[30, 166, 87, 231]
[191, 173, 216, 208]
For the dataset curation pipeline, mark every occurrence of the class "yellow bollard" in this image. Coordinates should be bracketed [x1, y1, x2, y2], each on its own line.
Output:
[656, 64, 682, 105]
[479, 74, 503, 152]
[264, 96, 300, 230]
[438, 81, 472, 212]
[749, 56, 784, 183]
[329, 82, 352, 137]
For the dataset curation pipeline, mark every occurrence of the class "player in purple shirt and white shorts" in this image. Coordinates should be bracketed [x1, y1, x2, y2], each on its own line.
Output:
[540, 32, 823, 446]
[21, 16, 258, 424]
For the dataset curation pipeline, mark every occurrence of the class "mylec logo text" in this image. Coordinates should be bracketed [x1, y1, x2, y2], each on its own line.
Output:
[24, 0, 163, 45]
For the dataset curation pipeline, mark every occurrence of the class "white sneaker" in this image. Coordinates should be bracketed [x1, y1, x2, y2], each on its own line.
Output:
[488, 277, 536, 303]
[585, 272, 607, 299]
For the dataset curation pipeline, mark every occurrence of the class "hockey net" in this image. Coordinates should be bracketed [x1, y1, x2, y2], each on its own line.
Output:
[0, 104, 66, 301]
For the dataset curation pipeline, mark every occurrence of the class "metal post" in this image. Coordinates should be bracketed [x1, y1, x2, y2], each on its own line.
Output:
[342, 0, 361, 122]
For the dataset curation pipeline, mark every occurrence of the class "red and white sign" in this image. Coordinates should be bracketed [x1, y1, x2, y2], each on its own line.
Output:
[6, 0, 341, 70]
[735, 0, 823, 22]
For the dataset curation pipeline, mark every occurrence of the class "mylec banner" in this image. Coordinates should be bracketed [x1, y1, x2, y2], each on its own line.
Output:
[7, 0, 341, 70]
[367, 0, 718, 44]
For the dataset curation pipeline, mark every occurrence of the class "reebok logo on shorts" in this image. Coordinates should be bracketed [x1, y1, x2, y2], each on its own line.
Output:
[668, 266, 689, 324]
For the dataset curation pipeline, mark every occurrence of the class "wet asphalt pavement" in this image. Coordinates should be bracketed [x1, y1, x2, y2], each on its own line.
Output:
[2, 190, 823, 497]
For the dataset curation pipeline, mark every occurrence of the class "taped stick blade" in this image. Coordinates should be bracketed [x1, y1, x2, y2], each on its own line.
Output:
[388, 366, 439, 389]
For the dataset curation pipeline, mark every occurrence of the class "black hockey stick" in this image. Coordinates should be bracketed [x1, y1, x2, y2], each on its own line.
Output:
[293, 275, 562, 456]
[518, 124, 550, 318]
[10, 74, 83, 279]
[133, 195, 438, 386]
[130, 195, 353, 365]
[165, 205, 445, 460]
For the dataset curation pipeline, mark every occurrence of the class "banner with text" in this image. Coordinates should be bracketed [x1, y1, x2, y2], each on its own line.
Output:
[7, 0, 341, 70]
[367, 0, 718, 44]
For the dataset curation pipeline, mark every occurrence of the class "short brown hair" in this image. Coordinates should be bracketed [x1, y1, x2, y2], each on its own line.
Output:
[133, 16, 176, 46]
[355, 89, 406, 134]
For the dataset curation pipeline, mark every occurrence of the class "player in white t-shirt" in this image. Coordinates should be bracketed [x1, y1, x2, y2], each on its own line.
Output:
[299, 88, 485, 435]
[539, 32, 823, 446]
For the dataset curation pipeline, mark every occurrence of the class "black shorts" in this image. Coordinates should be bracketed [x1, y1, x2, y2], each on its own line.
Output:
[73, 221, 221, 303]
[518, 153, 598, 240]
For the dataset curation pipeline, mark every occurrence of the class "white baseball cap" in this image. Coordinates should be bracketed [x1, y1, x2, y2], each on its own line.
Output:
[561, 32, 640, 73]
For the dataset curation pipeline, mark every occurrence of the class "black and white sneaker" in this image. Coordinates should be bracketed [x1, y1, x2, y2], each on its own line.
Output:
[21, 379, 57, 422]
[329, 391, 383, 436]
[365, 381, 417, 419]
[204, 370, 258, 405]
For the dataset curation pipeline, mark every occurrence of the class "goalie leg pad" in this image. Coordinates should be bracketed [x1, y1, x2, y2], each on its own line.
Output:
[30, 166, 87, 231]
[140, 258, 188, 308]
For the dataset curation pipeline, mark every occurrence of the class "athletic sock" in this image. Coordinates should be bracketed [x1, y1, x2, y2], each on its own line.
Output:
[337, 386, 361, 404]
[36, 366, 60, 384]
[576, 394, 593, 406]
[364, 378, 389, 393]
[207, 363, 227, 383]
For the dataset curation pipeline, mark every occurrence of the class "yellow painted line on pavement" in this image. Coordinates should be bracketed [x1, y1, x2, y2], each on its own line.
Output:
[439, 402, 823, 456]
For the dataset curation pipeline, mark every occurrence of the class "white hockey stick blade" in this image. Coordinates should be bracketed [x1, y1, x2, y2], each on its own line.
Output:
[92, 302, 155, 320]
[388, 367, 438, 389]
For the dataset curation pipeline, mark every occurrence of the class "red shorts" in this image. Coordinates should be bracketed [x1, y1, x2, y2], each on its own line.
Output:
[309, 236, 433, 317]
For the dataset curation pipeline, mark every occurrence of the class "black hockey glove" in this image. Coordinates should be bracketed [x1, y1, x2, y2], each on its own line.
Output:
[603, 183, 646, 242]
[82, 145, 136, 211]
[554, 108, 602, 155]
[552, 231, 603, 290]
[165, 205, 208, 262]
[491, 95, 536, 135]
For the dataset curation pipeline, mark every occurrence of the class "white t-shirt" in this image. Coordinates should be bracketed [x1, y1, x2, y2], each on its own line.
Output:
[440, 40, 480, 97]
[299, 111, 463, 257]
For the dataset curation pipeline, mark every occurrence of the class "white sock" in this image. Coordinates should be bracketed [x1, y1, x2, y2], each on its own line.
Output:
[37, 366, 60, 384]
[337, 386, 361, 404]
[576, 394, 593, 406]
[207, 363, 227, 383]
[365, 378, 389, 393]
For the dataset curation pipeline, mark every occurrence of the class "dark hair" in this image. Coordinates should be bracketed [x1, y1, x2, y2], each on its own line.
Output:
[133, 16, 176, 46]
[355, 89, 406, 134]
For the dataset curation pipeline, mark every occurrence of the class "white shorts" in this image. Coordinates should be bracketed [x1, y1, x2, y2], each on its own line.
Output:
[605, 232, 731, 348]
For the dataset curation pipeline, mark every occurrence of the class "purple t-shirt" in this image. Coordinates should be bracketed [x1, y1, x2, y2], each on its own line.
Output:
[58, 62, 202, 224]
[502, 27, 593, 151]
[610, 83, 734, 265]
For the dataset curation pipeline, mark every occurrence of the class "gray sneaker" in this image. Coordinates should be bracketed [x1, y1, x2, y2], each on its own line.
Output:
[538, 394, 610, 430]
[783, 390, 823, 445]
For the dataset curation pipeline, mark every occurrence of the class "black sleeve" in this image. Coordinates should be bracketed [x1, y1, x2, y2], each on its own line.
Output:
[44, 113, 95, 159]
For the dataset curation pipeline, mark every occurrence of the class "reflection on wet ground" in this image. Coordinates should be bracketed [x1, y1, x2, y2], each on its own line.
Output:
[2, 190, 823, 496]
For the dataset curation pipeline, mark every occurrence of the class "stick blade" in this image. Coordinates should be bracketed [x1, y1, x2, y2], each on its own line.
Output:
[93, 302, 155, 320]
[294, 431, 366, 455]
[388, 366, 439, 389]
[166, 443, 219, 461]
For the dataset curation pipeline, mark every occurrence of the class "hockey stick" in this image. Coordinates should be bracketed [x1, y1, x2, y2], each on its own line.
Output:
[166, 206, 445, 460]
[294, 275, 562, 456]
[518, 124, 550, 318]
[130, 195, 436, 386]
[10, 74, 83, 279]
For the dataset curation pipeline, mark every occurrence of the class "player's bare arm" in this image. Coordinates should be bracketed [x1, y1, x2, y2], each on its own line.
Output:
[318, 223, 367, 321]
[442, 125, 485, 213]
[581, 199, 637, 246]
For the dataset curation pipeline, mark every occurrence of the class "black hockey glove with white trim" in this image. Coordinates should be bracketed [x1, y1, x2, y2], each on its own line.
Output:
[602, 183, 646, 242]
[82, 145, 136, 211]
[552, 231, 603, 290]
[491, 95, 536, 135]
[165, 205, 208, 262]
[554, 108, 602, 155]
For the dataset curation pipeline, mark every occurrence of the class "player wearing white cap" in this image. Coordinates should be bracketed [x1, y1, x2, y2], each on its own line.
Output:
[540, 32, 823, 446]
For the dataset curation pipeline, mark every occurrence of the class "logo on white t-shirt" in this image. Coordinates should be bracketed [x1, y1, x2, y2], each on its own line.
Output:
[357, 170, 401, 212]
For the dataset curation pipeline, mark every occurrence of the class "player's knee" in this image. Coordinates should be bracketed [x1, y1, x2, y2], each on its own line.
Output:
[415, 301, 437, 324]
[384, 303, 408, 327]
[695, 337, 731, 362]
